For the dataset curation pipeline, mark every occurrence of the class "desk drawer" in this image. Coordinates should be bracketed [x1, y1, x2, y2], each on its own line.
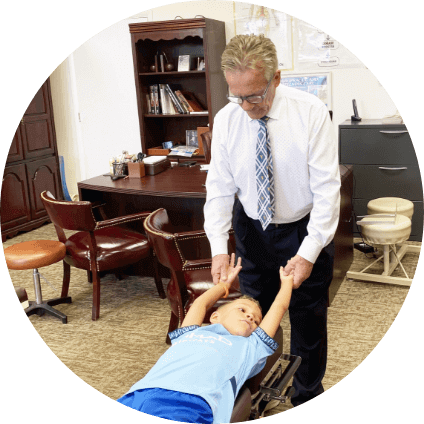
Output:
[340, 128, 417, 164]
[353, 165, 423, 200]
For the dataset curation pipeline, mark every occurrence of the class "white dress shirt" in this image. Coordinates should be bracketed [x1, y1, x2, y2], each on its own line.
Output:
[204, 85, 341, 264]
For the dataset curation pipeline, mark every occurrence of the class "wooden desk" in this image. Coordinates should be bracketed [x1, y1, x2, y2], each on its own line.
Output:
[78, 165, 353, 303]
[78, 165, 208, 232]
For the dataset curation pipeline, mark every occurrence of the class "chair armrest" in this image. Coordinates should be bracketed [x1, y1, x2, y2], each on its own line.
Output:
[173, 231, 210, 264]
[90, 201, 107, 209]
[90, 201, 107, 220]
[174, 227, 234, 241]
[182, 258, 212, 271]
[174, 229, 207, 239]
[174, 228, 236, 264]
[95, 211, 151, 230]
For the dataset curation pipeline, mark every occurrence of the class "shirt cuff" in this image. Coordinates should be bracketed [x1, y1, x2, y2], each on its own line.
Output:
[168, 325, 199, 342]
[254, 327, 279, 351]
[297, 236, 323, 264]
[210, 238, 229, 258]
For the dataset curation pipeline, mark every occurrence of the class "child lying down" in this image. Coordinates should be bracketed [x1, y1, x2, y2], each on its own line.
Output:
[117, 254, 293, 424]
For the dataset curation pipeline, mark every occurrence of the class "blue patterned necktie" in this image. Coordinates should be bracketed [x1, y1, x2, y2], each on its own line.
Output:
[256, 116, 275, 230]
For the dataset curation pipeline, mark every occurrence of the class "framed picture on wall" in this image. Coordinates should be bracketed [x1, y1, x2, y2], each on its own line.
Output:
[280, 72, 332, 110]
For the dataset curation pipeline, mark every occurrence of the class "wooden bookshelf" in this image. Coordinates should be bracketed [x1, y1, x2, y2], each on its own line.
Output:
[129, 18, 227, 162]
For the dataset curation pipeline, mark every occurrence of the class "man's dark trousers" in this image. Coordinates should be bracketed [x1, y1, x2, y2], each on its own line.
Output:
[233, 201, 335, 406]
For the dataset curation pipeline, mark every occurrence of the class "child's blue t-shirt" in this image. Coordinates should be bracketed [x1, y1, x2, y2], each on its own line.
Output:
[126, 323, 278, 424]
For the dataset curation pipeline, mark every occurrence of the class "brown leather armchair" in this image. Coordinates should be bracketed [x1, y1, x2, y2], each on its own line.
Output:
[143, 208, 242, 343]
[40, 191, 165, 321]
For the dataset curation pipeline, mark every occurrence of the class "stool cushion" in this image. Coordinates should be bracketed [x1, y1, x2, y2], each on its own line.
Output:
[64, 226, 150, 272]
[367, 197, 414, 219]
[4, 240, 66, 270]
[361, 214, 411, 245]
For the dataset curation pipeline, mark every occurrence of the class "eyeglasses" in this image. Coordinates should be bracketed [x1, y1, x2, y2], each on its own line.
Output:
[227, 78, 273, 104]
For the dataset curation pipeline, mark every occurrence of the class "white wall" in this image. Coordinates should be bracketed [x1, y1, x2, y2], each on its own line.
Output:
[50, 1, 398, 199]
[49, 56, 83, 199]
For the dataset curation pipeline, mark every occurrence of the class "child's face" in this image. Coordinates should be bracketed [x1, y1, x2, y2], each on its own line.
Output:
[211, 299, 262, 337]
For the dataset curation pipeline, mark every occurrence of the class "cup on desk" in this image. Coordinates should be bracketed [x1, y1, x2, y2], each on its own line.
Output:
[113, 162, 126, 176]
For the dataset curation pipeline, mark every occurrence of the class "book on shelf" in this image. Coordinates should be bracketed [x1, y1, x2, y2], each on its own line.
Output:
[149, 84, 161, 114]
[164, 84, 187, 114]
[148, 85, 207, 115]
[159, 84, 176, 115]
[183, 91, 206, 112]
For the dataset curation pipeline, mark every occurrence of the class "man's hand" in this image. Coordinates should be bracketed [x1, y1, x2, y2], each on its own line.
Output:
[282, 255, 313, 289]
[221, 254, 242, 290]
[211, 254, 231, 285]
[182, 254, 241, 328]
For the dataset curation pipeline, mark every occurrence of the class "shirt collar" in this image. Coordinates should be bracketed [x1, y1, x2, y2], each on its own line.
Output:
[246, 84, 283, 122]
[267, 84, 282, 120]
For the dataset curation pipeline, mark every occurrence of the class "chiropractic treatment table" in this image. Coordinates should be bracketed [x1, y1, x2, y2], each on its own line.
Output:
[231, 327, 301, 421]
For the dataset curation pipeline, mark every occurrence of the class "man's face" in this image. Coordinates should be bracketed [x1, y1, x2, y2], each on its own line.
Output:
[225, 68, 281, 120]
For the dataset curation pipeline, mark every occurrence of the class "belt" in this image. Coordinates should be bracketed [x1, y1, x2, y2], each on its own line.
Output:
[266, 213, 311, 230]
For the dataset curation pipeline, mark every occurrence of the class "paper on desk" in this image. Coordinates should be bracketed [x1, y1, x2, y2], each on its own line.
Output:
[169, 145, 198, 157]
[200, 164, 210, 171]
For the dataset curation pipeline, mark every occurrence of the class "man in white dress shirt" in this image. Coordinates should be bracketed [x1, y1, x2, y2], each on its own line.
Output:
[204, 34, 340, 406]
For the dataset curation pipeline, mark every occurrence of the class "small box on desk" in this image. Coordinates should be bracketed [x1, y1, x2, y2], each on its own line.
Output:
[147, 146, 171, 155]
[144, 156, 171, 175]
[127, 161, 146, 178]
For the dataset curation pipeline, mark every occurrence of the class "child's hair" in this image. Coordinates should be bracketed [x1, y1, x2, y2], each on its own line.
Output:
[217, 295, 262, 313]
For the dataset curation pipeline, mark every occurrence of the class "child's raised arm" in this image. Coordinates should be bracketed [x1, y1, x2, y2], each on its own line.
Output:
[181, 254, 242, 328]
[259, 268, 293, 338]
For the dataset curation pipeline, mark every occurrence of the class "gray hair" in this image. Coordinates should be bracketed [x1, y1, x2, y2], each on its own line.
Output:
[221, 34, 278, 81]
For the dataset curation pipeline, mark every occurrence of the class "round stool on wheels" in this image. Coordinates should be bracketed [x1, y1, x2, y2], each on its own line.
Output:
[347, 197, 420, 286]
[5, 240, 72, 323]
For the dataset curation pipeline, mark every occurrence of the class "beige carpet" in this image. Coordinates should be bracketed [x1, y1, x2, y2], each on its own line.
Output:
[3, 223, 420, 418]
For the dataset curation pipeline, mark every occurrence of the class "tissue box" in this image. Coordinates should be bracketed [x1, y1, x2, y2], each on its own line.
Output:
[143, 156, 171, 175]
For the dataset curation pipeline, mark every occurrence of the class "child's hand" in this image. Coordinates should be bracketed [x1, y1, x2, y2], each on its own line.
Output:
[282, 255, 313, 289]
[219, 253, 242, 289]
[279, 266, 294, 287]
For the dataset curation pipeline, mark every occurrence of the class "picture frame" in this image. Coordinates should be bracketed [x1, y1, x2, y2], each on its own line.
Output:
[186, 130, 198, 147]
[280, 72, 332, 110]
[178, 55, 190, 72]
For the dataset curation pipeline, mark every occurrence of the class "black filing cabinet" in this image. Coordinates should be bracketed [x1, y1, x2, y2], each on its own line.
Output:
[339, 119, 423, 241]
